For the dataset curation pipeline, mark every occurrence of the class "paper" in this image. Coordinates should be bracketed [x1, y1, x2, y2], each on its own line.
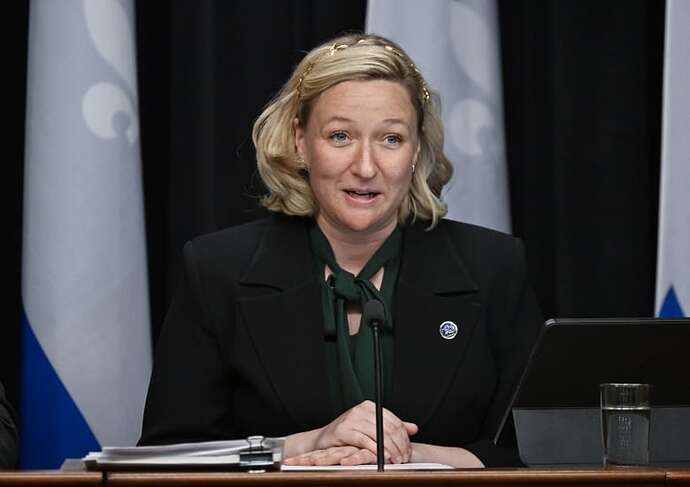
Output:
[282, 462, 453, 471]
[100, 439, 251, 457]
[82, 436, 284, 471]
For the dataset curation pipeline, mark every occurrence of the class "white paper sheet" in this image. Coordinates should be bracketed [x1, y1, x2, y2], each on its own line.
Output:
[282, 463, 453, 471]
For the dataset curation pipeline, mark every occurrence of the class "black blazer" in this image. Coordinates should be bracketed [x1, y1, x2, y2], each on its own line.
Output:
[140, 214, 542, 466]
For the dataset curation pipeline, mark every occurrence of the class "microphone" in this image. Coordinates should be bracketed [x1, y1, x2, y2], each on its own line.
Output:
[362, 299, 386, 471]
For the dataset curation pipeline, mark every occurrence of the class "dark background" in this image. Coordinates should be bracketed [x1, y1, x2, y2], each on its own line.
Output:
[4, 0, 665, 415]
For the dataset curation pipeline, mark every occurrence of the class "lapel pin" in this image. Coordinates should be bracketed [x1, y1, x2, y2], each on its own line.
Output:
[439, 321, 458, 340]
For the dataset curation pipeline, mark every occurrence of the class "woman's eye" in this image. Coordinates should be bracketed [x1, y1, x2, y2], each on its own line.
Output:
[384, 134, 402, 145]
[330, 132, 348, 144]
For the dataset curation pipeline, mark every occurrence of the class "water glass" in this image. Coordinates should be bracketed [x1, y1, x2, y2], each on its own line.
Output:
[600, 383, 651, 466]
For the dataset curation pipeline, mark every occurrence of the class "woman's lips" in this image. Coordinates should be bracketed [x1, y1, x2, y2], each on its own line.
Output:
[344, 189, 380, 201]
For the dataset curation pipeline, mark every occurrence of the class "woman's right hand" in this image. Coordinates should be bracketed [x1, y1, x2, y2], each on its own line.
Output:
[283, 446, 376, 466]
[284, 400, 418, 464]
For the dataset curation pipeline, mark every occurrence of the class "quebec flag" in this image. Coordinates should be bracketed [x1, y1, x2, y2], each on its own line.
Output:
[656, 0, 690, 318]
[21, 0, 152, 468]
[366, 0, 511, 233]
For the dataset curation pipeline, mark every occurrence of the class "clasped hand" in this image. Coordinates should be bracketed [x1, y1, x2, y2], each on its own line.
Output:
[284, 400, 418, 466]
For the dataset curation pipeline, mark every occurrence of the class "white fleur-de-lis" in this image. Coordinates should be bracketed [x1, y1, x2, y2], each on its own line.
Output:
[449, 0, 500, 101]
[81, 0, 139, 145]
[448, 99, 495, 158]
[447, 0, 501, 157]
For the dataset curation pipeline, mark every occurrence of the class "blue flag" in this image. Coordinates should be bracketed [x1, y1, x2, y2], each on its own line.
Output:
[656, 0, 690, 318]
[21, 0, 151, 468]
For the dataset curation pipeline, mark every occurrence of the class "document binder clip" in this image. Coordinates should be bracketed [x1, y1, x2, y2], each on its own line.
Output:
[239, 435, 283, 471]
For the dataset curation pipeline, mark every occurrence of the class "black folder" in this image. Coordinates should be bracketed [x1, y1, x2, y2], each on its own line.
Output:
[495, 318, 690, 466]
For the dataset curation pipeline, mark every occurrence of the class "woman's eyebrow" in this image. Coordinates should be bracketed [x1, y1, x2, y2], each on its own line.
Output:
[380, 118, 409, 126]
[322, 115, 354, 124]
[322, 116, 409, 127]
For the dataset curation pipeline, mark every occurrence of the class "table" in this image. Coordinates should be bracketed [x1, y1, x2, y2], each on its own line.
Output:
[1, 468, 688, 487]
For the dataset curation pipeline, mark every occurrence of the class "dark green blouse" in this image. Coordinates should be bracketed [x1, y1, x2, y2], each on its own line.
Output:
[308, 224, 402, 415]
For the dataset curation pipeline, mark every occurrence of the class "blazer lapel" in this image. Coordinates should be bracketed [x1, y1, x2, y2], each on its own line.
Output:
[388, 221, 482, 428]
[237, 216, 335, 430]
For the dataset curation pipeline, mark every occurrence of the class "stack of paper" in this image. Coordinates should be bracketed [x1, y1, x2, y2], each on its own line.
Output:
[83, 436, 283, 471]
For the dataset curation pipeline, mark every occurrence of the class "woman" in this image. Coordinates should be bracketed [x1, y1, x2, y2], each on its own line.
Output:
[140, 34, 542, 468]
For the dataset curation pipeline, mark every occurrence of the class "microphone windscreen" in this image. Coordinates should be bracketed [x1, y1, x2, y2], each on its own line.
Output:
[363, 299, 385, 327]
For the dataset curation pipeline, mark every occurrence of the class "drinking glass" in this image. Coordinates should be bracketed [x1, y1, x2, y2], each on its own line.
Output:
[600, 383, 651, 466]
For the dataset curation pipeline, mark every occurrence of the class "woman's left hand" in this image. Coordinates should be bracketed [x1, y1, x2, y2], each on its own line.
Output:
[284, 446, 377, 466]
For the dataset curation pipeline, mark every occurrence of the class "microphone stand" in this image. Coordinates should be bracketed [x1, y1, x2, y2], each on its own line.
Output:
[364, 300, 386, 472]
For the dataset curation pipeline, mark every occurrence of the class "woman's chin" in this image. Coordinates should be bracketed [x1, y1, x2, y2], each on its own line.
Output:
[332, 217, 395, 238]
[317, 208, 398, 239]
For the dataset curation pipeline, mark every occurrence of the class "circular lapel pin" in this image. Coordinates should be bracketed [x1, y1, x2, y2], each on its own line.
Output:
[439, 321, 458, 340]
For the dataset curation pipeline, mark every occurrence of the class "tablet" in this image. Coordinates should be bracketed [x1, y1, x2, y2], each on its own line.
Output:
[494, 318, 690, 466]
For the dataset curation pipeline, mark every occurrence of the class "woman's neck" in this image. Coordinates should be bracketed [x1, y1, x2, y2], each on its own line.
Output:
[316, 217, 396, 276]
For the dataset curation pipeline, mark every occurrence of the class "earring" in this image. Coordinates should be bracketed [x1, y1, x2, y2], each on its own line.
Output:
[296, 154, 310, 174]
[412, 161, 416, 173]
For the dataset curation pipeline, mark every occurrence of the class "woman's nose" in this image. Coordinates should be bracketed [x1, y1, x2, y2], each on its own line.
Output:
[350, 143, 377, 179]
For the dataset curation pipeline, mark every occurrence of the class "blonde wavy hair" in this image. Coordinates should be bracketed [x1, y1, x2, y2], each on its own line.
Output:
[252, 33, 453, 228]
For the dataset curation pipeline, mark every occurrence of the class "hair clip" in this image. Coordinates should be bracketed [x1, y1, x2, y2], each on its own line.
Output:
[296, 39, 431, 103]
[296, 62, 315, 97]
[328, 44, 350, 56]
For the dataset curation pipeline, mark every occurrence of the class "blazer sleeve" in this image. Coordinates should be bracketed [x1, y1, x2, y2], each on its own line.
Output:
[0, 381, 18, 469]
[139, 240, 236, 445]
[463, 237, 543, 466]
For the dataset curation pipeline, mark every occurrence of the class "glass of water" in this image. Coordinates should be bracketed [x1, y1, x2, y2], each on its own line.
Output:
[600, 383, 651, 466]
